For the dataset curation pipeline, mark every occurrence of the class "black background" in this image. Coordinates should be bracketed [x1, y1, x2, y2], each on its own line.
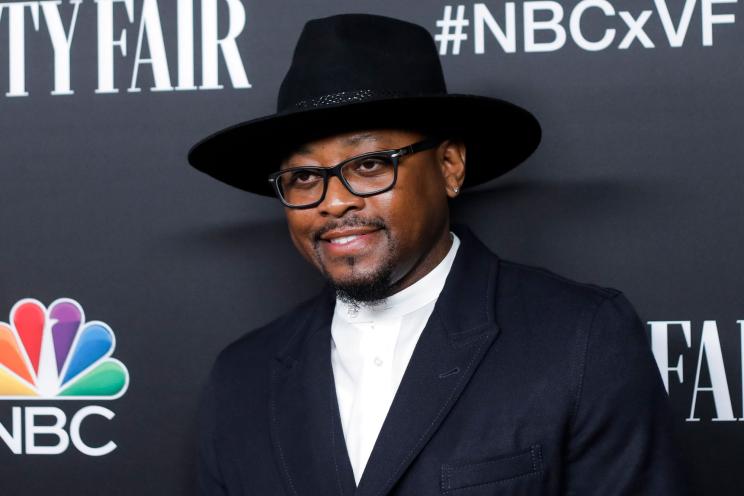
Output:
[1, 1, 742, 494]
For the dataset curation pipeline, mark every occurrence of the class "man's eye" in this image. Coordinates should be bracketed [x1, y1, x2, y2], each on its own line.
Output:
[289, 170, 321, 185]
[353, 157, 389, 174]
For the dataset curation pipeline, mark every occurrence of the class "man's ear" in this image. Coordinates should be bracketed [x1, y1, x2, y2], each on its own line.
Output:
[438, 139, 466, 198]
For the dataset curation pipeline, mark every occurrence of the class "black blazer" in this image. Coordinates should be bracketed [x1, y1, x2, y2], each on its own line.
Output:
[198, 227, 686, 495]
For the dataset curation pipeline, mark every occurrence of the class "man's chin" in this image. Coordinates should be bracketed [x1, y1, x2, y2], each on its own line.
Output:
[326, 266, 395, 306]
[333, 280, 390, 306]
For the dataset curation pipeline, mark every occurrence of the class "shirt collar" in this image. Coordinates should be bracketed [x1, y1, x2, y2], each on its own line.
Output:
[334, 232, 461, 323]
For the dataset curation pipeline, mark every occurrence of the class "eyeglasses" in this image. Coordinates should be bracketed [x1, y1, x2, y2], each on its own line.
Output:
[268, 138, 441, 209]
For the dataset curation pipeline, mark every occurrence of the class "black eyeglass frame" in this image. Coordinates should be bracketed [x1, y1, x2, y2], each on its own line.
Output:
[268, 138, 442, 209]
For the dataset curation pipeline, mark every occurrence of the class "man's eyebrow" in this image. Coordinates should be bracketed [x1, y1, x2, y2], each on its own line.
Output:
[342, 133, 379, 147]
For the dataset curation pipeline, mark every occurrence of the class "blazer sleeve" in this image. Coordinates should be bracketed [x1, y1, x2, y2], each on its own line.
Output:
[197, 368, 229, 496]
[564, 292, 688, 495]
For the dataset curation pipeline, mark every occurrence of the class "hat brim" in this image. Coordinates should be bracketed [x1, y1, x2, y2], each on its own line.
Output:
[187, 94, 541, 197]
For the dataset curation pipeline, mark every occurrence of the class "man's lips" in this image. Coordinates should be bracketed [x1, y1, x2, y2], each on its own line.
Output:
[318, 227, 383, 256]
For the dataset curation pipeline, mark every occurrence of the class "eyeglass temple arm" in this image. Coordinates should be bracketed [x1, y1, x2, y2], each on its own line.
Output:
[393, 138, 442, 158]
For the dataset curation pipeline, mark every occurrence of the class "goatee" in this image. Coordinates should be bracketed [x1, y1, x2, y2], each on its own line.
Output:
[332, 253, 396, 307]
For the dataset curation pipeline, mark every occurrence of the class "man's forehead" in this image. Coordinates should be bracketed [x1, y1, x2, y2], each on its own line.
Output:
[292, 131, 381, 156]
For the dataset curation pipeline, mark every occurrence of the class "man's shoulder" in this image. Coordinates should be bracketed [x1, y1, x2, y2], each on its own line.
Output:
[496, 257, 624, 312]
[493, 256, 648, 352]
[211, 291, 327, 375]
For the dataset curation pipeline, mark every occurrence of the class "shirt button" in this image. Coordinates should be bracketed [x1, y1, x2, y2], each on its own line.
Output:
[374, 357, 383, 366]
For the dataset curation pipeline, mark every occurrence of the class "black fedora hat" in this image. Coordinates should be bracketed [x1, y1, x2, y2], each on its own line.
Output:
[188, 13, 541, 196]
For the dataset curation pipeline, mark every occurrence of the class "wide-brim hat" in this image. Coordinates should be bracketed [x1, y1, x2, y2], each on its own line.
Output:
[188, 13, 541, 196]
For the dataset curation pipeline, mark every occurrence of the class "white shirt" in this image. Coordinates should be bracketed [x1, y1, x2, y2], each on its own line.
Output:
[330, 232, 461, 485]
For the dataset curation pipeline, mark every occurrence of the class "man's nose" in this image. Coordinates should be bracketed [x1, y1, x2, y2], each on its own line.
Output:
[318, 175, 364, 217]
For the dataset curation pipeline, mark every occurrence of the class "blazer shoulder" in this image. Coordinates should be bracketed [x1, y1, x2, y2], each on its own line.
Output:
[497, 258, 622, 308]
[494, 258, 650, 358]
[211, 292, 325, 376]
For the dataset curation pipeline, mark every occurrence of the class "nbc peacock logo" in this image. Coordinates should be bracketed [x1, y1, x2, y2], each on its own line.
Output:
[0, 298, 129, 399]
[0, 298, 129, 456]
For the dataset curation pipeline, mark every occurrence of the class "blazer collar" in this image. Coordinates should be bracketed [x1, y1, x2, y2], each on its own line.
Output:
[270, 225, 501, 496]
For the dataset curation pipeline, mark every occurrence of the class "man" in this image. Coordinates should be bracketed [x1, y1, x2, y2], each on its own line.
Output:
[188, 13, 685, 496]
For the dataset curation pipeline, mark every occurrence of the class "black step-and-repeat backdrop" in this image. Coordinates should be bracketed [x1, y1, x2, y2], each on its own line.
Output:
[1, 1, 742, 494]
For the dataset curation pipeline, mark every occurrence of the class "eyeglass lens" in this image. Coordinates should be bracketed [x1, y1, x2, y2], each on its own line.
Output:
[277, 154, 396, 206]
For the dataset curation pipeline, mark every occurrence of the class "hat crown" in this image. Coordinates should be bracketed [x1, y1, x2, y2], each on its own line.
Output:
[277, 14, 447, 112]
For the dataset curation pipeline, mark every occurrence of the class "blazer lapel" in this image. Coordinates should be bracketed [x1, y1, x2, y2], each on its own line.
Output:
[355, 227, 502, 496]
[270, 288, 357, 496]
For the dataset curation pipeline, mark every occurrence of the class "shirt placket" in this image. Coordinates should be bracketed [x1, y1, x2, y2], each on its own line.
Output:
[349, 318, 400, 482]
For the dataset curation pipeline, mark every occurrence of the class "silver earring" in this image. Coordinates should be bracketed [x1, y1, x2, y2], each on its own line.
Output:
[452, 186, 460, 194]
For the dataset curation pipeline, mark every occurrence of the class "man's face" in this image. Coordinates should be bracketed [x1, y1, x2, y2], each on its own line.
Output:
[281, 128, 465, 303]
